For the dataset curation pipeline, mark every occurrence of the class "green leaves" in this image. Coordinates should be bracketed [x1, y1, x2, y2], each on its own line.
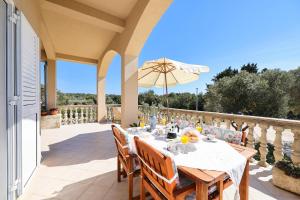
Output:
[204, 66, 300, 118]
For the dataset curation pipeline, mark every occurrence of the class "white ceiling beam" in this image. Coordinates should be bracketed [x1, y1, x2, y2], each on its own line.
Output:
[42, 0, 125, 33]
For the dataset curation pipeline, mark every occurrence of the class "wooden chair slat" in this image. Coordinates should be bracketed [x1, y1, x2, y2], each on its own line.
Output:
[134, 136, 195, 200]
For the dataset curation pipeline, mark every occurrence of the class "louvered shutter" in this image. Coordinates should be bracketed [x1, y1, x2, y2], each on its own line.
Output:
[20, 13, 40, 187]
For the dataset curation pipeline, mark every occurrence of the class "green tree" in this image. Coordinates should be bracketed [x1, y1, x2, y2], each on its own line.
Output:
[288, 67, 300, 118]
[212, 67, 238, 82]
[204, 69, 295, 118]
[138, 90, 160, 106]
[256, 69, 292, 117]
[241, 63, 258, 73]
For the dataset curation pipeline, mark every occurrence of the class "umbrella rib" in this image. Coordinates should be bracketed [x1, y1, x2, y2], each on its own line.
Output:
[153, 71, 162, 86]
[170, 70, 179, 84]
[141, 63, 162, 71]
[138, 69, 157, 80]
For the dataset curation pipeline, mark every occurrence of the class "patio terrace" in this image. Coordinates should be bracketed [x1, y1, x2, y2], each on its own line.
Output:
[20, 123, 300, 200]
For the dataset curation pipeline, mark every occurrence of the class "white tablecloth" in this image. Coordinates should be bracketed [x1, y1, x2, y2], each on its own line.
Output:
[125, 128, 246, 200]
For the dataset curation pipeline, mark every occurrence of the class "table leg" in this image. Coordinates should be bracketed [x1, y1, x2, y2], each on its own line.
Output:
[196, 181, 208, 200]
[239, 160, 250, 200]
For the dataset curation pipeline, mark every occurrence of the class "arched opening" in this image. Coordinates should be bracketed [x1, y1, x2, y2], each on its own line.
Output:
[105, 54, 122, 122]
[97, 50, 122, 123]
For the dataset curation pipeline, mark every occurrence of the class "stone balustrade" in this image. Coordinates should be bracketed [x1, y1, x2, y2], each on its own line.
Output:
[58, 104, 300, 166]
[58, 105, 97, 125]
[140, 107, 300, 166]
[106, 104, 121, 122]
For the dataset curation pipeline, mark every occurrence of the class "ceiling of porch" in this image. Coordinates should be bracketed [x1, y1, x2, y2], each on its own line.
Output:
[39, 0, 137, 64]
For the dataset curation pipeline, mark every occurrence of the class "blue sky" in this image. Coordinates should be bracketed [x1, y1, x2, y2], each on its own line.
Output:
[54, 0, 300, 95]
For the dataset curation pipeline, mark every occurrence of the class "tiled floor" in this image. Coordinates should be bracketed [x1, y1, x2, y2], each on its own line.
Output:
[20, 123, 300, 200]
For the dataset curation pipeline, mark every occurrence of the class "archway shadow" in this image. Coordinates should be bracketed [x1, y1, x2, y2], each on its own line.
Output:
[41, 129, 117, 167]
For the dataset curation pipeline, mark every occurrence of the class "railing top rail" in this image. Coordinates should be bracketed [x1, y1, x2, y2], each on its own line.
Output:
[58, 105, 97, 108]
[106, 104, 121, 107]
[160, 108, 300, 128]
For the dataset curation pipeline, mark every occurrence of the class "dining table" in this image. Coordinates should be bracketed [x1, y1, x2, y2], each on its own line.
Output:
[125, 125, 257, 200]
[178, 143, 256, 200]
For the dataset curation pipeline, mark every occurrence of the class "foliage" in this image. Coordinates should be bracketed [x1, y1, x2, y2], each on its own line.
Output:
[138, 90, 205, 111]
[138, 90, 161, 106]
[57, 91, 97, 105]
[253, 142, 261, 161]
[253, 142, 275, 165]
[288, 67, 300, 118]
[212, 67, 238, 82]
[275, 156, 300, 179]
[241, 63, 258, 73]
[204, 66, 300, 118]
[266, 143, 275, 164]
[106, 94, 121, 104]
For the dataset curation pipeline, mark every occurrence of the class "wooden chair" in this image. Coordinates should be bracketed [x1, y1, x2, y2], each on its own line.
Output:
[134, 136, 195, 200]
[111, 125, 140, 200]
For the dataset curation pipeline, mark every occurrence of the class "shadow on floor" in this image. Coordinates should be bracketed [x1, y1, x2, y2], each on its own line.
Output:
[41, 130, 117, 167]
[41, 170, 139, 200]
[249, 164, 300, 199]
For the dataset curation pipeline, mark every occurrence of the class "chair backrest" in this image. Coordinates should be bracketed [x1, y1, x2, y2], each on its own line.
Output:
[134, 136, 177, 197]
[111, 125, 129, 160]
[203, 124, 243, 145]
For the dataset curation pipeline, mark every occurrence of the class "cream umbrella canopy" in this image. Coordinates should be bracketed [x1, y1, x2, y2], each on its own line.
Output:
[138, 58, 209, 108]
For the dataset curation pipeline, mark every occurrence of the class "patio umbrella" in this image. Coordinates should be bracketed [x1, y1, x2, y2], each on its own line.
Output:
[138, 58, 209, 110]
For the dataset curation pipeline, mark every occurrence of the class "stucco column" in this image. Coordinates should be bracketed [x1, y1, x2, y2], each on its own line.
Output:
[121, 54, 138, 128]
[97, 76, 106, 122]
[46, 59, 56, 109]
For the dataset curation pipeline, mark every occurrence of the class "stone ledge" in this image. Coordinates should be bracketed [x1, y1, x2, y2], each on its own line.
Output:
[41, 114, 61, 129]
[272, 166, 300, 195]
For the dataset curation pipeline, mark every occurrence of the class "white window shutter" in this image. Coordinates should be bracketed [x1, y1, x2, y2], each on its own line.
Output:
[21, 13, 39, 111]
[20, 13, 40, 187]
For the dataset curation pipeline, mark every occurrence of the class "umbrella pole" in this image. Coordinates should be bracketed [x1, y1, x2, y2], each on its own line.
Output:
[164, 71, 170, 121]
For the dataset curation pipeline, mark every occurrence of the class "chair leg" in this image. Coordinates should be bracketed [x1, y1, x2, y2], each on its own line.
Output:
[217, 180, 224, 200]
[140, 178, 145, 200]
[117, 157, 121, 182]
[128, 173, 133, 200]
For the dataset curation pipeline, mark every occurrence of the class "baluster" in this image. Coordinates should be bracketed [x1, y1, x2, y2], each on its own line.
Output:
[79, 107, 83, 123]
[224, 119, 231, 129]
[83, 107, 87, 123]
[206, 116, 213, 125]
[71, 108, 76, 124]
[258, 123, 269, 167]
[215, 118, 221, 127]
[63, 107, 68, 125]
[291, 129, 300, 165]
[67, 107, 70, 124]
[87, 106, 91, 122]
[246, 122, 255, 149]
[89, 107, 93, 122]
[67, 108, 72, 124]
[93, 106, 97, 122]
[107, 106, 112, 121]
[86, 107, 90, 122]
[74, 107, 79, 124]
[273, 126, 284, 162]
[59, 108, 62, 125]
